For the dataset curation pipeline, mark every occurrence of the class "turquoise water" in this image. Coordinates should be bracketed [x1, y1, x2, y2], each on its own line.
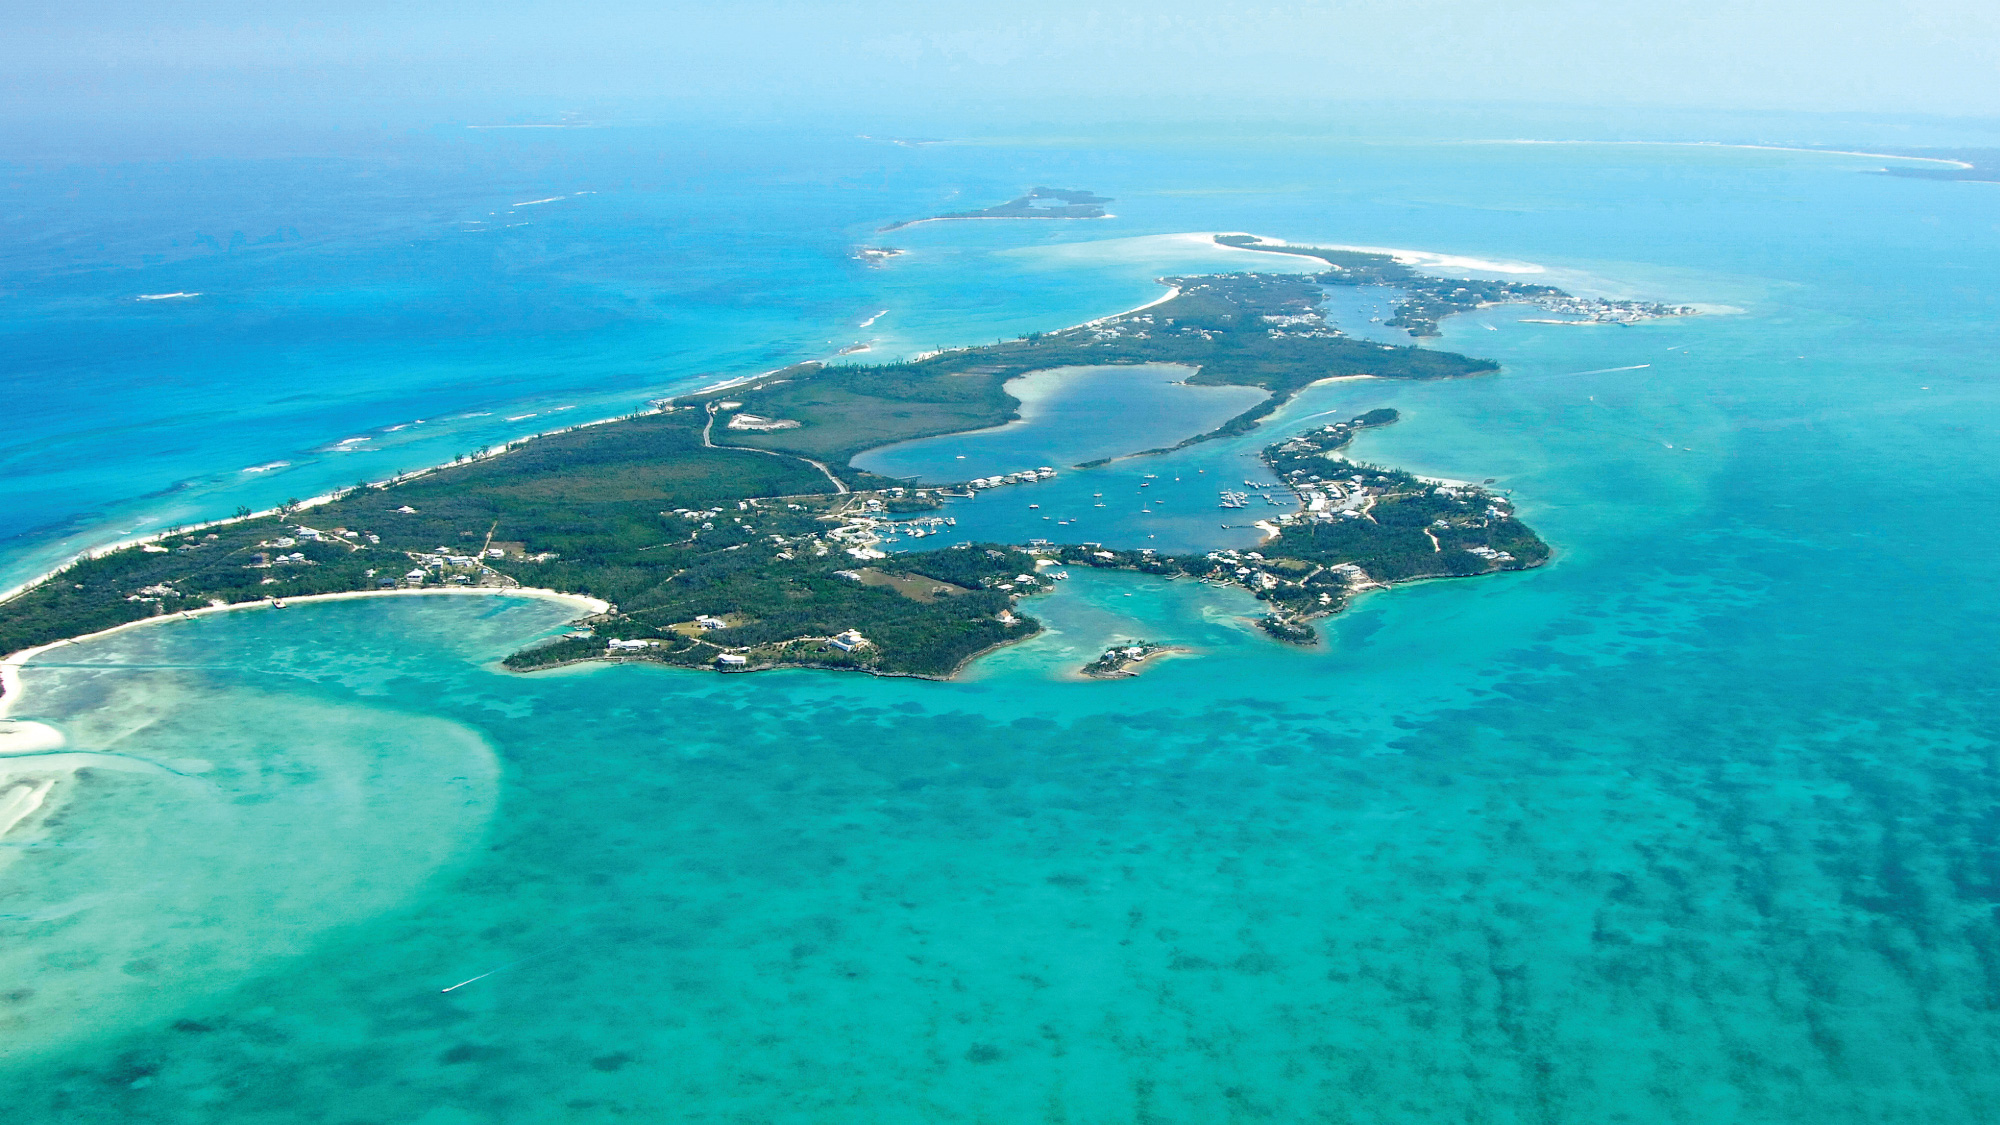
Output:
[6, 129, 2000, 1120]
[1317, 284, 1412, 344]
[0, 152, 1309, 593]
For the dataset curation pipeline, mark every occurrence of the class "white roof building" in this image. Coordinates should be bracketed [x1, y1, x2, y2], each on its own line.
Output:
[828, 630, 871, 652]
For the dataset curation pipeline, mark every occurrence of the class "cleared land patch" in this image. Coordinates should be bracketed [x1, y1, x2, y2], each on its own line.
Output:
[845, 568, 970, 603]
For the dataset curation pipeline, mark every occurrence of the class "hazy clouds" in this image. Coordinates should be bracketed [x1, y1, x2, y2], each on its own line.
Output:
[5, 0, 1998, 125]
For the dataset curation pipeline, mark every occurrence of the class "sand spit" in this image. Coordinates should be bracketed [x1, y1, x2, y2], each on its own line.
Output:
[1214, 231, 1545, 277]
[1083, 286, 1182, 327]
[0, 719, 65, 753]
[1472, 139, 1976, 170]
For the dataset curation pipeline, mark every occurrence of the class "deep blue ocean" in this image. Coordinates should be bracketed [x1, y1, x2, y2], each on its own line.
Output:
[6, 117, 2000, 1121]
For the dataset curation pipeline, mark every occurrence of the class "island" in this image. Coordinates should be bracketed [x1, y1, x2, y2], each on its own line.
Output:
[1082, 641, 1181, 678]
[0, 239, 1586, 682]
[879, 187, 1113, 232]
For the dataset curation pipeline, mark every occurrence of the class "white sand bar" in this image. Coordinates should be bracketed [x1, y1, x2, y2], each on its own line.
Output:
[0, 777, 55, 839]
[0, 719, 66, 754]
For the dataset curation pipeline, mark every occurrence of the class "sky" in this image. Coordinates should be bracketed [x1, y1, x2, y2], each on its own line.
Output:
[3, 1, 1999, 130]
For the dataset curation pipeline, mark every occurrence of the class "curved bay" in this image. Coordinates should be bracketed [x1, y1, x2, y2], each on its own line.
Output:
[0, 598, 556, 1061]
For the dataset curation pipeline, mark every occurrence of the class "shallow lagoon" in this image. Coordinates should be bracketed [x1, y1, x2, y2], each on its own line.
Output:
[888, 375, 1397, 557]
[851, 362, 1266, 482]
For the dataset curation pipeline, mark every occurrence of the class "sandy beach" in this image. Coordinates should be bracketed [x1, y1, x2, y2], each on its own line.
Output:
[1213, 231, 1545, 277]
[9, 227, 1486, 687]
[1066, 644, 1195, 681]
[903, 284, 1184, 364]
[0, 407, 646, 607]
[1082, 285, 1182, 326]
[1476, 138, 1976, 170]
[0, 586, 609, 718]
[0, 585, 598, 851]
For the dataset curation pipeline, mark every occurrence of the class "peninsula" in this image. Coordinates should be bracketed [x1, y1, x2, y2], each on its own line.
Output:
[1213, 235, 1696, 336]
[0, 241, 1577, 681]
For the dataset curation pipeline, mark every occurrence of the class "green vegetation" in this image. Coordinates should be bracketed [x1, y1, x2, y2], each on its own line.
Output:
[0, 518, 394, 657]
[1236, 409, 1547, 636]
[0, 408, 1048, 679]
[1081, 640, 1170, 678]
[880, 187, 1113, 231]
[1213, 234, 1565, 337]
[2, 261, 1555, 680]
[1030, 410, 1549, 644]
[502, 535, 1044, 678]
[696, 271, 1496, 479]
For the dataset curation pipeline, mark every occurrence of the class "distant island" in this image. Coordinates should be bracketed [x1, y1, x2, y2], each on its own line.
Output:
[0, 239, 1594, 682]
[879, 187, 1113, 232]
